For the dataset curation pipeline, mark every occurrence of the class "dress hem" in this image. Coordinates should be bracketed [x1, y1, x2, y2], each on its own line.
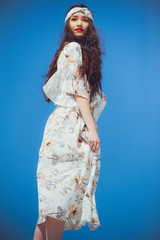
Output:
[36, 214, 101, 231]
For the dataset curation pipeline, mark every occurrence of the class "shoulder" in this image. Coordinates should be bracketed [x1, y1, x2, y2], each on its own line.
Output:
[63, 41, 82, 55]
[64, 41, 81, 49]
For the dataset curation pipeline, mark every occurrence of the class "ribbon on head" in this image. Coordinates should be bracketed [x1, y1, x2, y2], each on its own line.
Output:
[65, 7, 94, 23]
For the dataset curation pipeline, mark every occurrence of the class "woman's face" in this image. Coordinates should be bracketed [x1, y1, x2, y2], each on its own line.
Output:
[69, 11, 89, 37]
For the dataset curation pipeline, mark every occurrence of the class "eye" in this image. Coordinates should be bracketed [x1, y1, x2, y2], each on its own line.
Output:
[83, 19, 89, 22]
[71, 18, 77, 21]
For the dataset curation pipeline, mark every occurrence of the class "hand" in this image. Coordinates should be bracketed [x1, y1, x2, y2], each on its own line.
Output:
[88, 129, 100, 153]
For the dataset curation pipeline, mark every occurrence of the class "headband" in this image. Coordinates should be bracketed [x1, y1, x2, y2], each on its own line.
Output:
[65, 7, 94, 23]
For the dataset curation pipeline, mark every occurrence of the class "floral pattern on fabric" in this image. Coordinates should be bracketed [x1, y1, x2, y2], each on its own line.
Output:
[36, 41, 107, 231]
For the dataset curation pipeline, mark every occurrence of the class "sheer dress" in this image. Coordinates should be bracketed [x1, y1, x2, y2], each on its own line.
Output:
[36, 41, 107, 230]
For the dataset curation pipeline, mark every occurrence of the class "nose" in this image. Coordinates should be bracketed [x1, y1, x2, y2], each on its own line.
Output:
[77, 19, 82, 26]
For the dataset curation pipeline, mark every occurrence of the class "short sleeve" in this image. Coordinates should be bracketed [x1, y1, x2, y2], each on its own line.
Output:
[42, 41, 90, 107]
[59, 42, 90, 101]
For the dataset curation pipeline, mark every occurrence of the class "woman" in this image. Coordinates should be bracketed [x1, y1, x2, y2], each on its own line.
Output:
[33, 3, 107, 240]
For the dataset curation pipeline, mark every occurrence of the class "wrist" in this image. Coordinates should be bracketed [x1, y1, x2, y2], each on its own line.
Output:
[88, 126, 97, 131]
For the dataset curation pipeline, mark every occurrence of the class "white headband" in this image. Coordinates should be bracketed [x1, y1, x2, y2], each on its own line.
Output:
[65, 7, 94, 23]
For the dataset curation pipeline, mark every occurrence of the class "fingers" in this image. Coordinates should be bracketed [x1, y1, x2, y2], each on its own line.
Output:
[89, 141, 100, 152]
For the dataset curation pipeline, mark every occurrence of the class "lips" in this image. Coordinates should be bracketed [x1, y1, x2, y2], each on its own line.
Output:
[75, 28, 83, 32]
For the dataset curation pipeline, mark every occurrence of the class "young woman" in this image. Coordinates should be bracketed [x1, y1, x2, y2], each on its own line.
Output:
[33, 3, 107, 240]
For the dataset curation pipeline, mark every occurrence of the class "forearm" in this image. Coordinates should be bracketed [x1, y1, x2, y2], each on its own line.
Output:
[74, 95, 96, 131]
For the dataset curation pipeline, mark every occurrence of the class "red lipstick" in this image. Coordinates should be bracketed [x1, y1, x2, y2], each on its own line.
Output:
[75, 28, 83, 32]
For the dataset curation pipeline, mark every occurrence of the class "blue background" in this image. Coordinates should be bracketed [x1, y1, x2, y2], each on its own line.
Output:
[0, 0, 160, 239]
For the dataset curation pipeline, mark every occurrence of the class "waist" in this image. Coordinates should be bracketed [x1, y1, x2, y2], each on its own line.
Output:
[55, 104, 80, 111]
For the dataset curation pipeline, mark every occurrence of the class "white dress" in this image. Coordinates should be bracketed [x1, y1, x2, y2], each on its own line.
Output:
[36, 41, 107, 231]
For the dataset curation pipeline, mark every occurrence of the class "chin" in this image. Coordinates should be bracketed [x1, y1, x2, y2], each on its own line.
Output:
[74, 33, 85, 37]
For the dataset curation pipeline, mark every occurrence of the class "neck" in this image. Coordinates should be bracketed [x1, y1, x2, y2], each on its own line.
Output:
[73, 35, 86, 47]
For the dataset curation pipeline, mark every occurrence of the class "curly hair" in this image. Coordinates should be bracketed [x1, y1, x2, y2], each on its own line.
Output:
[43, 3, 105, 103]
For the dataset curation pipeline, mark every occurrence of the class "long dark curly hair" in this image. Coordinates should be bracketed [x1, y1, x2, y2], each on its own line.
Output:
[43, 3, 105, 103]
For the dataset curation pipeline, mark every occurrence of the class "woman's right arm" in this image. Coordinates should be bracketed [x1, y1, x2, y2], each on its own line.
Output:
[74, 95, 100, 153]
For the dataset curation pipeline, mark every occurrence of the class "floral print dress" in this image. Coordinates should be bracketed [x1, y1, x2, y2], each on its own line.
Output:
[36, 41, 107, 231]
